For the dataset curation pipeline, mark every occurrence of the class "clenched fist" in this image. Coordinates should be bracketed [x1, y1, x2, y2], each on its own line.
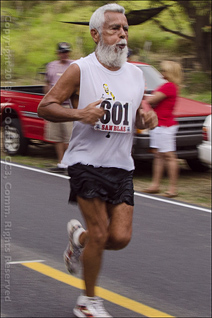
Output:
[80, 100, 105, 126]
[136, 108, 158, 130]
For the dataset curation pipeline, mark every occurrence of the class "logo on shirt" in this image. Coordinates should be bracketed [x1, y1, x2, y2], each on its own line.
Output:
[103, 83, 115, 100]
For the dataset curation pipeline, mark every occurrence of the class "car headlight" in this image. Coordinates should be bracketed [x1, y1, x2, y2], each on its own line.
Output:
[136, 128, 150, 135]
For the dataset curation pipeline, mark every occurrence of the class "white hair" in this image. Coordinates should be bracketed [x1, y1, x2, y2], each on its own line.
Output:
[89, 3, 125, 32]
[96, 38, 128, 68]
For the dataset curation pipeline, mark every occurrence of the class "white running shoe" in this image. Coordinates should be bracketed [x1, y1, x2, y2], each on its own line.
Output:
[73, 295, 112, 317]
[63, 219, 84, 275]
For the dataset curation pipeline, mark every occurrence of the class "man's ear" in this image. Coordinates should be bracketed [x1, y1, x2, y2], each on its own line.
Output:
[90, 28, 100, 44]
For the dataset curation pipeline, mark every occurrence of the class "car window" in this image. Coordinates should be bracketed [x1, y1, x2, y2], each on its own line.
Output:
[135, 64, 166, 93]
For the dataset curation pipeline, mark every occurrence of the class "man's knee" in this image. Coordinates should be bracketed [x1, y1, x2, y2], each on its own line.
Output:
[108, 231, 132, 250]
[89, 228, 109, 249]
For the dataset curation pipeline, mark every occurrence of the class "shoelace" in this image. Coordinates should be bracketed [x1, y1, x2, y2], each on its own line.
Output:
[68, 225, 82, 260]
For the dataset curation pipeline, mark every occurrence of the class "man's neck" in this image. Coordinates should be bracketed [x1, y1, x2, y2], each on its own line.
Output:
[95, 52, 121, 71]
[59, 59, 69, 64]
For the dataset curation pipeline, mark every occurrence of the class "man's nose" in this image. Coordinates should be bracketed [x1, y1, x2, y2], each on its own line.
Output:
[119, 27, 127, 38]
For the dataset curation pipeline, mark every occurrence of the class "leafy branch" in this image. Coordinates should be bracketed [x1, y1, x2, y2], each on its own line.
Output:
[152, 18, 195, 41]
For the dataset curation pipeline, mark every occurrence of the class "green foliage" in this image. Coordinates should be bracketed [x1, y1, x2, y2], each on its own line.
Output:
[181, 71, 211, 103]
[183, 72, 211, 93]
[0, 0, 211, 102]
[180, 90, 211, 104]
[0, 0, 192, 80]
[128, 21, 181, 55]
[190, 0, 211, 15]
[189, 72, 211, 90]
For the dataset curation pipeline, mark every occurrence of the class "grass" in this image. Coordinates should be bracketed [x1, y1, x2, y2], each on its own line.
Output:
[180, 91, 211, 104]
[133, 160, 211, 209]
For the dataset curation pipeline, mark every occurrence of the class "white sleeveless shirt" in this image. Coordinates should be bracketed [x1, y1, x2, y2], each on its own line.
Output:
[62, 52, 145, 171]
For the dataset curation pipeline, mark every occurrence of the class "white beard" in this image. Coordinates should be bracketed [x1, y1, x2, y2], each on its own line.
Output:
[96, 38, 128, 68]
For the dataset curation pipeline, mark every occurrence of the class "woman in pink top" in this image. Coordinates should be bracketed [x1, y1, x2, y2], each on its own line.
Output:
[144, 60, 183, 197]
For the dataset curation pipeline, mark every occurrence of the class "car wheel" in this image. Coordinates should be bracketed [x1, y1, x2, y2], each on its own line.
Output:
[3, 118, 29, 156]
[186, 158, 209, 172]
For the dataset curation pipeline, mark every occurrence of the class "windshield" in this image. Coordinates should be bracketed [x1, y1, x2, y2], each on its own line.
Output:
[135, 64, 166, 93]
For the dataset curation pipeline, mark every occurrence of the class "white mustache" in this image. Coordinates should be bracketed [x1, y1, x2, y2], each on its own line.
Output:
[117, 39, 127, 45]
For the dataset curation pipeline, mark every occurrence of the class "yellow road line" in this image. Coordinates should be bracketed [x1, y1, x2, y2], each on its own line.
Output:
[22, 262, 175, 318]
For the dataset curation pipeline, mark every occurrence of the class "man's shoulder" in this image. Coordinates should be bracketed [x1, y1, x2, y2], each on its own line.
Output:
[46, 60, 58, 69]
[75, 53, 94, 63]
[73, 53, 95, 68]
[48, 60, 58, 65]
[126, 61, 142, 71]
[125, 61, 144, 78]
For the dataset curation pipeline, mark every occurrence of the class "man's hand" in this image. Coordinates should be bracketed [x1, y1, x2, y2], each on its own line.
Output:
[136, 108, 158, 130]
[80, 100, 105, 126]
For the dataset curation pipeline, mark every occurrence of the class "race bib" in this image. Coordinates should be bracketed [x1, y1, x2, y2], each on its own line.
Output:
[94, 99, 132, 134]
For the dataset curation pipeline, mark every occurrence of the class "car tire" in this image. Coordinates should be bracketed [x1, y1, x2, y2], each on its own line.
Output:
[186, 158, 209, 172]
[3, 118, 29, 156]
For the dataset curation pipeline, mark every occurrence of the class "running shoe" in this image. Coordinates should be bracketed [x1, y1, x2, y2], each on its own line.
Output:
[73, 295, 112, 317]
[63, 219, 84, 275]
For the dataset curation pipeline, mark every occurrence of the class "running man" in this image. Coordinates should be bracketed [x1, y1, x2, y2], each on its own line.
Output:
[38, 3, 158, 317]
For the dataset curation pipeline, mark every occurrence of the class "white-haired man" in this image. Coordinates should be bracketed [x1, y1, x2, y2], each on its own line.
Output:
[38, 3, 158, 317]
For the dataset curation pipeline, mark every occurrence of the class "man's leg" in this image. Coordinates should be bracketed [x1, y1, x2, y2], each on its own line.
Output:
[69, 200, 133, 318]
[55, 142, 66, 163]
[77, 196, 109, 297]
[106, 202, 133, 250]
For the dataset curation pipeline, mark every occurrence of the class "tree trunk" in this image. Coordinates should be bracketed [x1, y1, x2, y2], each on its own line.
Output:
[178, 1, 211, 72]
[193, 15, 211, 72]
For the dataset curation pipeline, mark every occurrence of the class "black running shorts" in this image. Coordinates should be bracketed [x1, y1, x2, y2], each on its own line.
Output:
[68, 163, 134, 206]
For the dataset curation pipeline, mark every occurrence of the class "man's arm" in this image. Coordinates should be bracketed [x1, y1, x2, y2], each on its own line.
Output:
[37, 63, 104, 125]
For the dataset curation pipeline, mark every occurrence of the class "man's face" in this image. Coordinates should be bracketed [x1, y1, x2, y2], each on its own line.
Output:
[101, 11, 128, 49]
[58, 51, 70, 63]
[95, 11, 129, 68]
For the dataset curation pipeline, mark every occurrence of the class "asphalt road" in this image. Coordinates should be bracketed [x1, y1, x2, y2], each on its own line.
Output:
[1, 162, 211, 318]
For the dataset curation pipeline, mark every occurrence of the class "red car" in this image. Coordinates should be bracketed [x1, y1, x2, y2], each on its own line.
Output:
[1, 62, 211, 171]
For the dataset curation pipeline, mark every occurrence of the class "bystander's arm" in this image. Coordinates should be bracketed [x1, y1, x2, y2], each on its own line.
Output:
[145, 91, 166, 108]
